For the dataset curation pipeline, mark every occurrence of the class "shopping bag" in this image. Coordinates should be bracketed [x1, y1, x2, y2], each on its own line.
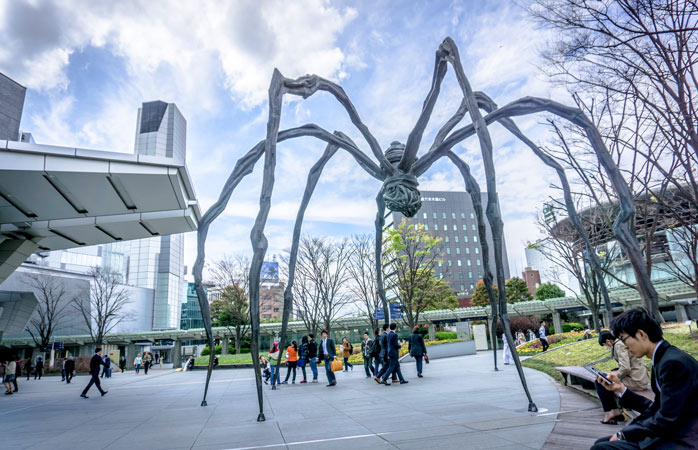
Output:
[330, 359, 343, 372]
[424, 354, 430, 364]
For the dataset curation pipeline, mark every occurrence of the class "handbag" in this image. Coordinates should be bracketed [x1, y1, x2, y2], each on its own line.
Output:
[330, 359, 343, 372]
[297, 358, 306, 368]
[424, 354, 430, 364]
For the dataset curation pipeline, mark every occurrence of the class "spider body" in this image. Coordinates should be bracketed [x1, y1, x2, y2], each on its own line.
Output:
[193, 37, 659, 420]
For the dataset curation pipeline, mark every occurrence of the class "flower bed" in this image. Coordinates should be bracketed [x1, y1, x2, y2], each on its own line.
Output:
[515, 331, 597, 356]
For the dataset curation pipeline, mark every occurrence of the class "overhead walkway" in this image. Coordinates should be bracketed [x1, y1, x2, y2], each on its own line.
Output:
[0, 139, 201, 283]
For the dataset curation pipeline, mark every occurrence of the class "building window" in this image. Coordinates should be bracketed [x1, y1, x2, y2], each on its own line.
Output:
[451, 213, 456, 219]
[456, 248, 460, 254]
[469, 271, 473, 278]
[470, 212, 474, 219]
[415, 224, 419, 230]
[434, 224, 439, 231]
[442, 213, 446, 219]
[459, 272, 464, 278]
[467, 260, 472, 266]
[445, 236, 449, 243]
[453, 224, 457, 230]
[438, 261, 443, 267]
[475, 247, 479, 254]
[446, 248, 451, 254]
[471, 224, 476, 230]
[439, 272, 443, 279]
[473, 236, 478, 242]
[432, 212, 437, 219]
[466, 247, 470, 254]
[470, 283, 474, 289]
[423, 212, 427, 219]
[457, 259, 462, 266]
[464, 236, 468, 243]
[425, 224, 429, 231]
[461, 212, 465, 219]
[454, 236, 459, 243]
[448, 260, 452, 266]
[462, 224, 467, 230]
[476, 259, 481, 266]
[460, 284, 465, 291]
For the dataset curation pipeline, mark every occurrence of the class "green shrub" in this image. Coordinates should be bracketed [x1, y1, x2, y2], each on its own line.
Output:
[201, 346, 210, 356]
[435, 331, 457, 340]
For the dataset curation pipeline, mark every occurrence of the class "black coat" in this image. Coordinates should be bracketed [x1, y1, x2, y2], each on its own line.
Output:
[386, 332, 400, 359]
[89, 354, 105, 375]
[408, 333, 427, 357]
[619, 341, 698, 449]
[379, 332, 389, 358]
[307, 340, 318, 359]
[64, 359, 75, 372]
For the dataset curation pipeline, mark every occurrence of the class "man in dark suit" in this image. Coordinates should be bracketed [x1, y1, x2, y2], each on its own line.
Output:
[593, 308, 698, 449]
[80, 348, 108, 398]
[361, 331, 374, 378]
[317, 330, 337, 387]
[64, 357, 75, 384]
[381, 323, 408, 385]
[374, 324, 391, 383]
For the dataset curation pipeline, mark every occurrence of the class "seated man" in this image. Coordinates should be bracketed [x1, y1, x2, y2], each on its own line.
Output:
[592, 308, 698, 450]
[595, 330, 650, 425]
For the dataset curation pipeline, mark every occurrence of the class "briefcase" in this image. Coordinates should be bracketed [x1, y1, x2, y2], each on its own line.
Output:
[330, 359, 343, 372]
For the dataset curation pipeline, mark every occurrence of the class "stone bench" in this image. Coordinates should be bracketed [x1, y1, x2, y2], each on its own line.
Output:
[555, 366, 654, 417]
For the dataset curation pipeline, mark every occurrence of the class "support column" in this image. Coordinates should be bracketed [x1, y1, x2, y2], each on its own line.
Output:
[552, 312, 563, 335]
[127, 342, 136, 369]
[675, 303, 689, 322]
[222, 337, 229, 355]
[428, 323, 436, 340]
[173, 339, 182, 369]
[0, 238, 41, 285]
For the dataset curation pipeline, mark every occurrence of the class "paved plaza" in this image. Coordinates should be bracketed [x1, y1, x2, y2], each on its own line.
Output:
[0, 353, 577, 450]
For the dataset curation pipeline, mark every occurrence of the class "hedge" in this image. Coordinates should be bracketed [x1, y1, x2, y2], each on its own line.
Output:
[435, 331, 457, 340]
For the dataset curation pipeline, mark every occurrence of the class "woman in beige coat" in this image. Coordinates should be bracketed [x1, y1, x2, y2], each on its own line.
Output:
[595, 330, 650, 424]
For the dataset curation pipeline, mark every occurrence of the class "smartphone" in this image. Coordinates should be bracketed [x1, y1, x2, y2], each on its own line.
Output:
[584, 364, 611, 384]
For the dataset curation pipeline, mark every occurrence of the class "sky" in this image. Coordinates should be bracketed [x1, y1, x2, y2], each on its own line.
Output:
[0, 0, 569, 281]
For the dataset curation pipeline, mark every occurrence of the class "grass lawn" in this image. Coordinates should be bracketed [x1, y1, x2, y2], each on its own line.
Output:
[521, 323, 698, 382]
[195, 353, 257, 365]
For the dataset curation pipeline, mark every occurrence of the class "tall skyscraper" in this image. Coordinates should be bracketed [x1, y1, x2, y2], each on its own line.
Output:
[102, 101, 187, 329]
[0, 72, 26, 141]
[392, 190, 510, 297]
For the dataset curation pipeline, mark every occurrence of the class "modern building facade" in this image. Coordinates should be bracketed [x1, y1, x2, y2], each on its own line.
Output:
[0, 72, 26, 141]
[392, 190, 510, 297]
[181, 282, 205, 330]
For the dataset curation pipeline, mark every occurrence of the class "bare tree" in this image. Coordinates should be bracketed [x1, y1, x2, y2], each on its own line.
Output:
[209, 255, 251, 353]
[72, 267, 133, 346]
[536, 209, 616, 331]
[22, 273, 70, 350]
[529, 0, 698, 317]
[283, 236, 353, 334]
[347, 234, 381, 331]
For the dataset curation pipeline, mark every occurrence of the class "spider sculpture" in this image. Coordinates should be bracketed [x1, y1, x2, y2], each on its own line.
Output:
[193, 37, 659, 421]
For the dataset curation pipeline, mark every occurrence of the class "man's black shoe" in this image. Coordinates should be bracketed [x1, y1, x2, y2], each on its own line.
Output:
[381, 380, 390, 386]
[326, 382, 336, 387]
[80, 394, 88, 398]
[101, 391, 108, 396]
[418, 374, 423, 378]
[400, 380, 409, 384]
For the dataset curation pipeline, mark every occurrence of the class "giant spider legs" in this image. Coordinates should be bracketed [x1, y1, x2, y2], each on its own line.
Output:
[193, 37, 659, 420]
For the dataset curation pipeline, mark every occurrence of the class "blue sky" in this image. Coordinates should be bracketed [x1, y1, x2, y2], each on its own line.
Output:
[1, 0, 567, 280]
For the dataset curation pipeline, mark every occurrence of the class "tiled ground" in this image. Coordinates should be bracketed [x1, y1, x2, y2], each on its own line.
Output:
[0, 352, 564, 450]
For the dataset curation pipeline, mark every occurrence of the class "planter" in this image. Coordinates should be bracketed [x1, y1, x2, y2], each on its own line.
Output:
[400, 340, 476, 362]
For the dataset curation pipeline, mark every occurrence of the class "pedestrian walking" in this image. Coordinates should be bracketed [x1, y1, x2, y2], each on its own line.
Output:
[361, 331, 373, 378]
[3, 357, 16, 395]
[12, 356, 20, 392]
[502, 333, 513, 365]
[134, 353, 142, 374]
[34, 357, 43, 380]
[24, 357, 33, 381]
[143, 353, 152, 374]
[101, 355, 111, 378]
[408, 326, 427, 377]
[80, 348, 108, 398]
[119, 356, 126, 373]
[317, 330, 337, 386]
[260, 356, 271, 384]
[299, 336, 309, 383]
[282, 341, 298, 384]
[374, 324, 394, 382]
[371, 328, 382, 376]
[307, 333, 319, 383]
[538, 321, 549, 352]
[61, 359, 67, 381]
[342, 337, 354, 371]
[380, 323, 407, 385]
[64, 357, 75, 383]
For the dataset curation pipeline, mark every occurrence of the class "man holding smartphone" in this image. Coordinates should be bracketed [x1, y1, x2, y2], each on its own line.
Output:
[592, 309, 698, 449]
